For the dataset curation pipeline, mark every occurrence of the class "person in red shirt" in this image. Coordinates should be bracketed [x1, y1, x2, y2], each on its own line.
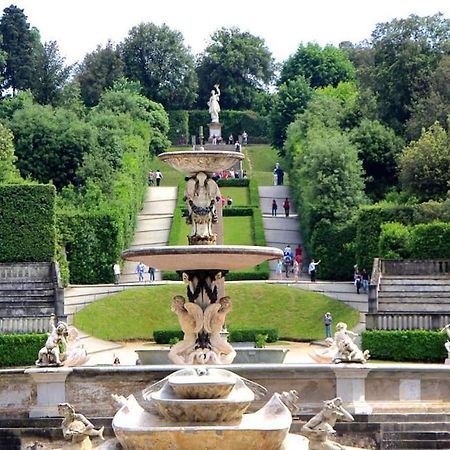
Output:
[283, 197, 290, 217]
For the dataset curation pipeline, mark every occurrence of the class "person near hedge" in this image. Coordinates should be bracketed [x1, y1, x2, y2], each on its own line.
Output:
[155, 169, 163, 186]
[308, 259, 321, 282]
[112, 263, 121, 284]
[136, 262, 145, 282]
[362, 268, 369, 294]
[283, 197, 290, 217]
[271, 199, 278, 217]
[226, 196, 233, 207]
[323, 312, 333, 338]
[148, 266, 155, 282]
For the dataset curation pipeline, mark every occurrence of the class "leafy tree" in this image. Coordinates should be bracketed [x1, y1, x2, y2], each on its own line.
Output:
[121, 23, 197, 109]
[371, 14, 450, 132]
[406, 55, 450, 141]
[196, 27, 275, 110]
[8, 104, 95, 189]
[269, 75, 313, 151]
[76, 41, 124, 107]
[32, 40, 71, 105]
[279, 43, 354, 87]
[0, 5, 37, 94]
[0, 122, 20, 182]
[399, 122, 450, 201]
[349, 119, 404, 200]
[0, 89, 33, 120]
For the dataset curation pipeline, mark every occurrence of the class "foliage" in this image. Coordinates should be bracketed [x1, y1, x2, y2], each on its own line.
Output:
[196, 27, 275, 110]
[230, 329, 277, 344]
[153, 329, 184, 344]
[76, 41, 124, 107]
[280, 43, 355, 88]
[0, 89, 34, 120]
[167, 110, 189, 145]
[370, 14, 450, 132]
[399, 122, 450, 201]
[378, 222, 412, 259]
[349, 119, 404, 200]
[0, 184, 56, 262]
[409, 221, 450, 259]
[32, 40, 71, 105]
[362, 329, 447, 363]
[0, 122, 20, 182]
[121, 22, 198, 109]
[0, 333, 47, 367]
[73, 284, 359, 341]
[0, 5, 37, 93]
[254, 333, 269, 348]
[8, 104, 96, 189]
[311, 219, 357, 280]
[269, 75, 313, 151]
[217, 178, 249, 187]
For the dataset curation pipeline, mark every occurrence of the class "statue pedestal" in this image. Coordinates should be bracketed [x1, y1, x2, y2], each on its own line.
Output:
[25, 367, 72, 417]
[209, 122, 222, 141]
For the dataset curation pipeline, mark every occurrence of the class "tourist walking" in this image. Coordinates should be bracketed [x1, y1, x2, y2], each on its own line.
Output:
[155, 169, 163, 186]
[147, 170, 155, 186]
[362, 269, 369, 294]
[148, 266, 155, 282]
[136, 262, 145, 282]
[283, 197, 290, 217]
[276, 259, 283, 280]
[308, 259, 321, 282]
[112, 263, 121, 284]
[293, 259, 300, 282]
[355, 272, 362, 294]
[242, 130, 248, 145]
[271, 199, 278, 217]
[323, 312, 333, 338]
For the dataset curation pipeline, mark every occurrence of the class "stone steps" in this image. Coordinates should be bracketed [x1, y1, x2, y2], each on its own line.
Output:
[380, 284, 450, 292]
[0, 305, 56, 317]
[0, 289, 55, 298]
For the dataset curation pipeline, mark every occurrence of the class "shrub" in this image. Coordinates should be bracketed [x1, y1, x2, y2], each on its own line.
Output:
[248, 178, 259, 207]
[223, 207, 253, 216]
[167, 110, 189, 145]
[410, 221, 450, 258]
[0, 334, 47, 367]
[361, 329, 447, 362]
[254, 333, 268, 348]
[379, 222, 412, 259]
[153, 329, 184, 344]
[229, 328, 278, 343]
[217, 178, 249, 187]
[0, 184, 56, 262]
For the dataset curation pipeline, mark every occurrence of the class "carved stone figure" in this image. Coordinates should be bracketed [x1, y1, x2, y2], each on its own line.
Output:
[301, 397, 355, 450]
[444, 324, 450, 364]
[36, 316, 69, 366]
[64, 326, 89, 367]
[309, 337, 338, 364]
[168, 296, 204, 364]
[184, 172, 221, 245]
[58, 402, 104, 450]
[279, 390, 300, 414]
[207, 84, 221, 123]
[333, 322, 370, 364]
[204, 296, 236, 364]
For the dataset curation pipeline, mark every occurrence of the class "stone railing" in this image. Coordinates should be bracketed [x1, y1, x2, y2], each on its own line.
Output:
[0, 316, 52, 334]
[368, 258, 381, 314]
[381, 259, 450, 276]
[366, 313, 450, 331]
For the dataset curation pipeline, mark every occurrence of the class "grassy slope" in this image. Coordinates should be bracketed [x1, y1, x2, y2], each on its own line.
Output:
[243, 145, 289, 185]
[74, 284, 359, 341]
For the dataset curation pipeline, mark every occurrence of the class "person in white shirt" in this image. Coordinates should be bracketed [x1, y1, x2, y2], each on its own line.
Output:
[308, 259, 321, 282]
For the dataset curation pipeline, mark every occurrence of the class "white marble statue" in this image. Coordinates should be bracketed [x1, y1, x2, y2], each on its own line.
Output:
[301, 397, 357, 450]
[184, 172, 221, 244]
[168, 296, 204, 364]
[333, 322, 370, 364]
[309, 337, 338, 364]
[36, 317, 69, 366]
[58, 402, 104, 450]
[443, 324, 450, 364]
[207, 84, 221, 123]
[64, 326, 89, 367]
[204, 296, 236, 364]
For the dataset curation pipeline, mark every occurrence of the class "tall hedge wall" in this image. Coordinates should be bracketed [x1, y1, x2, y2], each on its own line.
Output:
[0, 184, 56, 262]
[167, 111, 189, 144]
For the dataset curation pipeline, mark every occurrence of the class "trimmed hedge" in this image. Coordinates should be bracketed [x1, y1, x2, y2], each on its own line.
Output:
[0, 184, 56, 262]
[217, 178, 249, 187]
[153, 328, 279, 344]
[229, 328, 278, 343]
[223, 207, 253, 216]
[167, 110, 189, 145]
[361, 329, 447, 362]
[0, 334, 47, 367]
[379, 222, 412, 259]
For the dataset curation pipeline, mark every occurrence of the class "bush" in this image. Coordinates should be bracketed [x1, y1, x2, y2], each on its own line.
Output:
[361, 329, 447, 362]
[229, 328, 278, 343]
[379, 222, 412, 259]
[223, 207, 253, 216]
[217, 178, 249, 187]
[410, 221, 450, 258]
[0, 184, 56, 262]
[0, 334, 47, 367]
[167, 110, 189, 145]
[153, 329, 184, 344]
[248, 178, 259, 207]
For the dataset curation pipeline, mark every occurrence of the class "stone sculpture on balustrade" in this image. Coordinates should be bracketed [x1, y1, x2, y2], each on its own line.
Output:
[333, 322, 370, 364]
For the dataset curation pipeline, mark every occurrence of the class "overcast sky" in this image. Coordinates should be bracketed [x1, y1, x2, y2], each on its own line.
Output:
[2, 0, 450, 65]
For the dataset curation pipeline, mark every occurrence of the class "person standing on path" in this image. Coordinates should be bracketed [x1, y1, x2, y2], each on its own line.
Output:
[362, 268, 369, 294]
[293, 259, 300, 282]
[136, 262, 145, 282]
[148, 266, 155, 282]
[308, 259, 321, 282]
[155, 169, 163, 186]
[271, 199, 278, 217]
[283, 197, 290, 217]
[324, 312, 333, 338]
[112, 263, 121, 284]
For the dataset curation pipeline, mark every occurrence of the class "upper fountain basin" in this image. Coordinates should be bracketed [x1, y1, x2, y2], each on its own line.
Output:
[159, 150, 244, 174]
[122, 245, 283, 271]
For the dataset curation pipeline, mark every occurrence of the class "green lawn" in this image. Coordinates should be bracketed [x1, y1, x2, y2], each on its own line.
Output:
[243, 145, 289, 185]
[73, 284, 360, 341]
[219, 187, 249, 206]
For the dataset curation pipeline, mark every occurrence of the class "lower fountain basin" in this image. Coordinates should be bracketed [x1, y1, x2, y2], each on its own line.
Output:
[146, 377, 254, 422]
[113, 393, 292, 450]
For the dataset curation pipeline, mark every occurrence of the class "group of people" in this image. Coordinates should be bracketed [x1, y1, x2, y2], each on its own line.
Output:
[226, 131, 247, 146]
[276, 244, 303, 280]
[353, 265, 369, 294]
[147, 169, 163, 186]
[136, 261, 156, 283]
[212, 169, 247, 180]
[271, 197, 290, 217]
